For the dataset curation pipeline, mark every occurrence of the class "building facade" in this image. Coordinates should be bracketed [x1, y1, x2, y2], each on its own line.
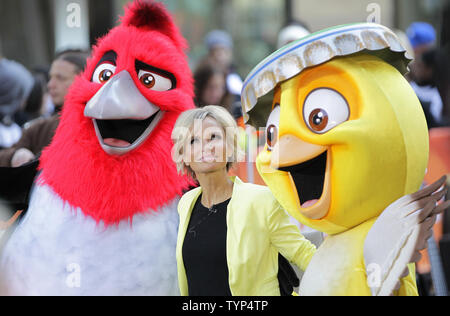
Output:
[0, 0, 448, 79]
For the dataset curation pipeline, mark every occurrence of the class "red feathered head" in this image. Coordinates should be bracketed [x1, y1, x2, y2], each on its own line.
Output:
[39, 0, 195, 225]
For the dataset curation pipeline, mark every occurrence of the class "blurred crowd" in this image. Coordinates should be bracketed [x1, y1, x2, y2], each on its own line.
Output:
[1, 16, 449, 168]
[0, 7, 449, 296]
[0, 50, 88, 167]
[406, 21, 450, 128]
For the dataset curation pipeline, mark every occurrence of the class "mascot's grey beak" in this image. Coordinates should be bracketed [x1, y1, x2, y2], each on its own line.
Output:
[83, 70, 163, 156]
[84, 70, 159, 120]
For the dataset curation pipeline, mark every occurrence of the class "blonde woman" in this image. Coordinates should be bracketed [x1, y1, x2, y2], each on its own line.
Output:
[171, 105, 316, 296]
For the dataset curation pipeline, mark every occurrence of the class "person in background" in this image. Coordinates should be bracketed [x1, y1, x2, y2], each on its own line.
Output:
[199, 30, 243, 119]
[0, 49, 89, 167]
[0, 57, 33, 149]
[13, 72, 49, 127]
[277, 20, 310, 49]
[435, 4, 450, 122]
[33, 66, 55, 119]
[172, 105, 316, 296]
[47, 50, 88, 112]
[406, 22, 445, 128]
[193, 63, 232, 112]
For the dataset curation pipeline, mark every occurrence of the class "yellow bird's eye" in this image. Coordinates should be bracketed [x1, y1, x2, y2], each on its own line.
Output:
[303, 88, 349, 134]
[265, 104, 280, 151]
[309, 109, 329, 132]
[267, 124, 278, 149]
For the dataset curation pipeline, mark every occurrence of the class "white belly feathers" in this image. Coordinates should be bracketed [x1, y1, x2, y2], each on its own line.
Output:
[0, 183, 180, 296]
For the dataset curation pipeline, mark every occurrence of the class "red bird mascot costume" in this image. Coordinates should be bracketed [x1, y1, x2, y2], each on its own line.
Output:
[0, 0, 195, 295]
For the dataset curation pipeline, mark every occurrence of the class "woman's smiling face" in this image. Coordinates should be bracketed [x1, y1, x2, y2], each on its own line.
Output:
[185, 116, 229, 175]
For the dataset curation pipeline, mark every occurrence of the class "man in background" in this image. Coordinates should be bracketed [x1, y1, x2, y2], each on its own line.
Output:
[0, 50, 88, 167]
[407, 22, 445, 128]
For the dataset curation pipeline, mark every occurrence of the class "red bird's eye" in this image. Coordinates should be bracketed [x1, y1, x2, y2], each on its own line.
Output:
[99, 70, 114, 83]
[138, 70, 173, 91]
[92, 63, 117, 84]
[139, 73, 156, 88]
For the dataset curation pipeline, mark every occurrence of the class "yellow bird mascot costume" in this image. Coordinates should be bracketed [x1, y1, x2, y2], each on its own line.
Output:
[241, 23, 448, 296]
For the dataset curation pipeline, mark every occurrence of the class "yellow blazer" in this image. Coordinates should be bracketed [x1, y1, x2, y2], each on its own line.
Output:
[176, 177, 316, 296]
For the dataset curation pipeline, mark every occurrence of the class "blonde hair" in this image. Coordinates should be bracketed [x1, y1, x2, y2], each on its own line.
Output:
[172, 105, 244, 178]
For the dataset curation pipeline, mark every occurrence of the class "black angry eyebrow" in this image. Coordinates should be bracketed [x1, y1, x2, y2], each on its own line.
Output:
[135, 59, 177, 89]
[95, 51, 118, 67]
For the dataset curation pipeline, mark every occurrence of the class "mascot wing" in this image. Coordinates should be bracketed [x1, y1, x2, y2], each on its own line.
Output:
[364, 175, 449, 296]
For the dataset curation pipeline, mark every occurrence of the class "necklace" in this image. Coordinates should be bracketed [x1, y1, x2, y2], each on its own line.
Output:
[188, 198, 225, 238]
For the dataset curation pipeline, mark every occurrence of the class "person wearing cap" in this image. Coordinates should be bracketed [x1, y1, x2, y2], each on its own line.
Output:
[0, 50, 88, 167]
[277, 21, 310, 49]
[0, 57, 34, 149]
[407, 22, 444, 128]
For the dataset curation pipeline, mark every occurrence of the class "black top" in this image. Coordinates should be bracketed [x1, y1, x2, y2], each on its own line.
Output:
[182, 194, 232, 296]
